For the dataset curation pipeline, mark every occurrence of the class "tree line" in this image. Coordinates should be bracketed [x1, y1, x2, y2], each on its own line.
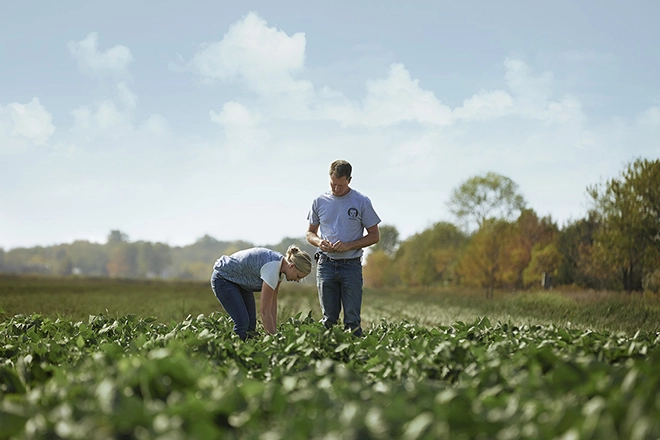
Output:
[0, 231, 316, 282]
[2, 157, 658, 295]
[364, 157, 660, 295]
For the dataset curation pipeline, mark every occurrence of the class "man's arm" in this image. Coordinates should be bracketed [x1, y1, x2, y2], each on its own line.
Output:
[331, 224, 380, 253]
[306, 223, 322, 247]
[306, 223, 335, 253]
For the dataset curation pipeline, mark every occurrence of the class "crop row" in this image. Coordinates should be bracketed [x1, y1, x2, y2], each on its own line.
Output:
[1, 313, 659, 439]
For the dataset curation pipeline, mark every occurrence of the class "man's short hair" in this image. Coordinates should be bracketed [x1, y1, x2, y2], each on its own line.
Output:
[329, 160, 352, 179]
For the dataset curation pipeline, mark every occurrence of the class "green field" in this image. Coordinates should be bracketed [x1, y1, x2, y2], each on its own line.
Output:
[2, 274, 659, 333]
[1, 275, 660, 439]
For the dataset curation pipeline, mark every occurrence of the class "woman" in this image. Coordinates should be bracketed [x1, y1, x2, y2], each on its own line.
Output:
[211, 245, 312, 340]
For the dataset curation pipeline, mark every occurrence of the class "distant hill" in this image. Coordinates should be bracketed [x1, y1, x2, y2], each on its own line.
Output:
[0, 231, 318, 282]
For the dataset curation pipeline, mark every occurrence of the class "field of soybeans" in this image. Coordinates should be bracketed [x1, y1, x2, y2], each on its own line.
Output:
[1, 275, 660, 439]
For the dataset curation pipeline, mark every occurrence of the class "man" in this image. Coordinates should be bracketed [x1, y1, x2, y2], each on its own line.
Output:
[306, 160, 381, 336]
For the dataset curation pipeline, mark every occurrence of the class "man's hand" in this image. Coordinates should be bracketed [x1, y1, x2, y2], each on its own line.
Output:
[331, 240, 350, 253]
[318, 239, 332, 252]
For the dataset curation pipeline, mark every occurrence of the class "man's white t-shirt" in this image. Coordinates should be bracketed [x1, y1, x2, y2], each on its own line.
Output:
[260, 259, 284, 290]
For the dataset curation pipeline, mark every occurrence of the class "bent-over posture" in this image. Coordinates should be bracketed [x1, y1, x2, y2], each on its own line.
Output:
[211, 245, 312, 340]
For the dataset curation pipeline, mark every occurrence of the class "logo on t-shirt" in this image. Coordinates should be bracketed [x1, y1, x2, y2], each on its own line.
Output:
[347, 207, 359, 218]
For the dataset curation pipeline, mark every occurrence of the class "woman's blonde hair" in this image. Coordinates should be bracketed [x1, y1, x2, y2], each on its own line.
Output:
[286, 245, 312, 275]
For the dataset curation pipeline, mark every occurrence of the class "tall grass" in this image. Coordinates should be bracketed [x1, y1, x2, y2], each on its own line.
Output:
[362, 286, 660, 333]
[1, 274, 659, 334]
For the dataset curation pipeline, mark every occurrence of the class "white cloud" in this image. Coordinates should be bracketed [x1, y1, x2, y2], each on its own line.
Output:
[69, 78, 151, 139]
[0, 98, 55, 146]
[504, 58, 553, 102]
[454, 90, 515, 121]
[637, 106, 660, 126]
[116, 82, 138, 109]
[502, 58, 586, 124]
[358, 63, 452, 127]
[71, 100, 129, 134]
[184, 21, 588, 132]
[210, 101, 260, 127]
[66, 35, 168, 143]
[189, 12, 312, 97]
[140, 114, 170, 137]
[68, 32, 133, 77]
[210, 101, 267, 153]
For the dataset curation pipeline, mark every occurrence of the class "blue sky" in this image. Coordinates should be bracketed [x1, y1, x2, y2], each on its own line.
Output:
[1, 1, 659, 250]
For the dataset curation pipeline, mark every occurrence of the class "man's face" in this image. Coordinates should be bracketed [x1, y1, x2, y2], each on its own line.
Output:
[330, 174, 351, 196]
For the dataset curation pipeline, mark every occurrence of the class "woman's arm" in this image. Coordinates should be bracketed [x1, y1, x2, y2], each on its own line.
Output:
[259, 280, 280, 334]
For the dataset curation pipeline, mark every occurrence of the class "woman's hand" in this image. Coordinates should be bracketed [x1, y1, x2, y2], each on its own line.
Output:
[259, 281, 279, 335]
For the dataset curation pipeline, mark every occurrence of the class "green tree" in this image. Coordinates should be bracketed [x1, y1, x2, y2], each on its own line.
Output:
[588, 158, 660, 292]
[396, 222, 467, 286]
[52, 247, 73, 276]
[169, 235, 253, 280]
[522, 243, 562, 288]
[107, 230, 129, 245]
[107, 243, 137, 278]
[136, 241, 172, 278]
[4, 247, 49, 273]
[68, 240, 109, 276]
[106, 231, 136, 278]
[371, 224, 400, 257]
[555, 213, 600, 288]
[447, 172, 527, 232]
[269, 237, 317, 260]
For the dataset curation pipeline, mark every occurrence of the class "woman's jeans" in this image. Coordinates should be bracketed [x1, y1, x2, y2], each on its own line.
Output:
[211, 271, 256, 340]
[316, 255, 363, 336]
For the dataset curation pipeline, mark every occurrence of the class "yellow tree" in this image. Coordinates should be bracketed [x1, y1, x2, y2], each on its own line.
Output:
[364, 224, 401, 287]
[106, 230, 136, 278]
[363, 250, 398, 288]
[502, 210, 559, 288]
[523, 243, 563, 288]
[395, 222, 467, 286]
[457, 219, 513, 298]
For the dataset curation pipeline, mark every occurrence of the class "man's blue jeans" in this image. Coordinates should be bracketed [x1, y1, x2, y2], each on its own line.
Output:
[316, 255, 363, 336]
[211, 271, 256, 340]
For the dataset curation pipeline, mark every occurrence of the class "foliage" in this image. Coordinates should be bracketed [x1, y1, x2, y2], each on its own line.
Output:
[363, 250, 398, 288]
[523, 243, 562, 288]
[0, 232, 314, 282]
[555, 214, 599, 288]
[371, 224, 400, 257]
[168, 235, 253, 280]
[394, 222, 467, 287]
[1, 312, 659, 439]
[588, 158, 660, 292]
[4, 274, 660, 334]
[506, 210, 560, 288]
[447, 172, 527, 232]
[3, 159, 660, 296]
[456, 219, 513, 298]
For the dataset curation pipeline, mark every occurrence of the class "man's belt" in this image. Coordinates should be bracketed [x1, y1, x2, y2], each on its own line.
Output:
[315, 252, 361, 263]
